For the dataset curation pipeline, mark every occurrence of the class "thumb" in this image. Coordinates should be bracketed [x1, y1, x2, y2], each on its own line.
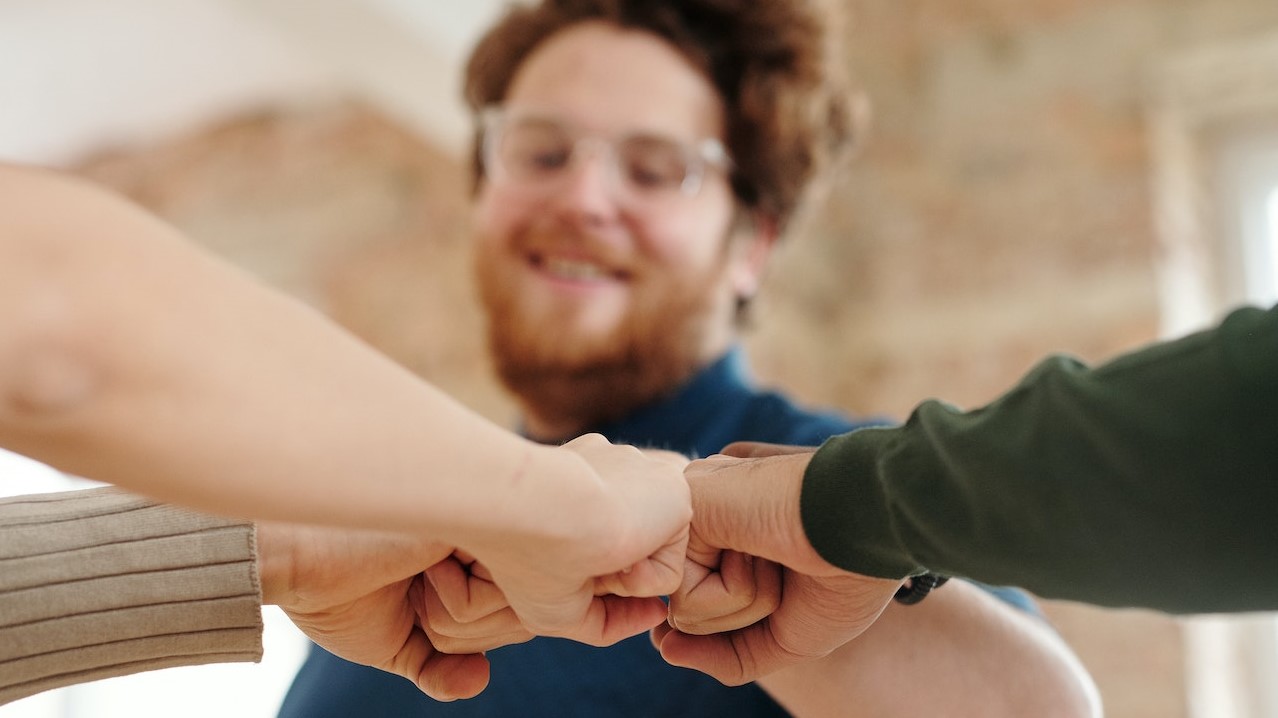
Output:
[717, 442, 815, 459]
[686, 452, 837, 576]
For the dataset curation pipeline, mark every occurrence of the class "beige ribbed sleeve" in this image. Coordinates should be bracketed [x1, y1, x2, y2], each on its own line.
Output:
[0, 487, 263, 706]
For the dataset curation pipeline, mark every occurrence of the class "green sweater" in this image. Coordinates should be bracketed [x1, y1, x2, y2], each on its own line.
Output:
[803, 304, 1278, 613]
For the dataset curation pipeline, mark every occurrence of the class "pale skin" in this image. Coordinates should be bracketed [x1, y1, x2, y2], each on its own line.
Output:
[0, 163, 690, 650]
[421, 20, 1100, 715]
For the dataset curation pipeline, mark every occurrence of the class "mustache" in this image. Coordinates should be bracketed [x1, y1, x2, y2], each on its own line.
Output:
[515, 223, 633, 271]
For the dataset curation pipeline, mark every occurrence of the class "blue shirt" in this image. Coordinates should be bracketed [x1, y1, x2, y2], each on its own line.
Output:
[277, 349, 1027, 718]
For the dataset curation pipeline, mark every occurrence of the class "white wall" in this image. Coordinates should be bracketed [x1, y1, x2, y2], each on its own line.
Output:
[0, 0, 336, 166]
[0, 0, 510, 167]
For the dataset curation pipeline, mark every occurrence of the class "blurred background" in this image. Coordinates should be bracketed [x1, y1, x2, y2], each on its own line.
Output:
[2, 0, 1277, 716]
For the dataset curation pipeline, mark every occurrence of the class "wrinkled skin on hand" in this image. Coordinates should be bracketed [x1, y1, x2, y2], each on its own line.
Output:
[257, 523, 490, 701]
[653, 442, 903, 685]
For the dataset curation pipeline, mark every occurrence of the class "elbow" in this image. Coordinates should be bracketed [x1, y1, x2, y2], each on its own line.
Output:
[0, 169, 111, 424]
[0, 295, 104, 425]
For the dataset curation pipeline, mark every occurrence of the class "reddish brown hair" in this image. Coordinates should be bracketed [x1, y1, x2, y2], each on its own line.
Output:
[463, 0, 857, 232]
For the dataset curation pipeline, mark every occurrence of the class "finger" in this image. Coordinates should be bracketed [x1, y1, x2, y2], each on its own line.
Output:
[718, 442, 815, 458]
[395, 583, 493, 700]
[424, 625, 533, 655]
[410, 634, 493, 701]
[546, 595, 670, 647]
[424, 555, 512, 622]
[656, 622, 796, 686]
[649, 620, 675, 651]
[420, 572, 533, 652]
[682, 522, 724, 571]
[669, 551, 781, 635]
[666, 529, 732, 625]
[469, 560, 494, 583]
[683, 452, 838, 577]
[443, 552, 496, 584]
[595, 526, 688, 598]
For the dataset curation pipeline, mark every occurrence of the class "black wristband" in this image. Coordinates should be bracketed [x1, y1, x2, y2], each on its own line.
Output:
[893, 573, 950, 605]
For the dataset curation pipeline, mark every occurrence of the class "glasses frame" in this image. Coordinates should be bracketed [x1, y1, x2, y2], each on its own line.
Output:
[479, 105, 733, 200]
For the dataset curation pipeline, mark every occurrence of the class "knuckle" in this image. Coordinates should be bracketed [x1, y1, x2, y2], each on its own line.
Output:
[425, 613, 462, 636]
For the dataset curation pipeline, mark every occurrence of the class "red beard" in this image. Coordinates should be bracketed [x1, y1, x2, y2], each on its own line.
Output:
[474, 235, 732, 437]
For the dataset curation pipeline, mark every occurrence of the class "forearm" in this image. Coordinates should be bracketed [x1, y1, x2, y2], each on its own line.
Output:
[0, 164, 572, 542]
[758, 582, 1098, 718]
[802, 304, 1278, 612]
[0, 487, 262, 706]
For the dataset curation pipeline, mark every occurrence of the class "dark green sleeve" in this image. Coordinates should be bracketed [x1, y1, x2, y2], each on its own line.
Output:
[801, 304, 1278, 613]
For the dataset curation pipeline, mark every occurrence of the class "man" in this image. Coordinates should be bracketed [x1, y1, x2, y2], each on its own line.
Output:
[279, 1, 1099, 715]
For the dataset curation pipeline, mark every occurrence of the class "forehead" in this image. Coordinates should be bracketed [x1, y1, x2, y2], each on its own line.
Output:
[504, 21, 725, 140]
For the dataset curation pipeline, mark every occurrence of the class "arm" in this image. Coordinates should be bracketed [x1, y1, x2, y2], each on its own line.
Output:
[755, 582, 1099, 718]
[657, 448, 1098, 717]
[0, 164, 624, 538]
[0, 164, 689, 640]
[804, 303, 1278, 613]
[0, 486, 488, 707]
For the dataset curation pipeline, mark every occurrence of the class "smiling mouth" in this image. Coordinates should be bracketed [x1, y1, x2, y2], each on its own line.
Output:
[531, 253, 630, 282]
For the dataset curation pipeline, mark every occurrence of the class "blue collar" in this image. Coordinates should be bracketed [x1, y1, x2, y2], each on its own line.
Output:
[525, 346, 870, 458]
[583, 348, 758, 456]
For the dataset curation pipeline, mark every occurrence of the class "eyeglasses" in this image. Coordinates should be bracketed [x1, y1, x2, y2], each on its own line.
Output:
[479, 106, 732, 200]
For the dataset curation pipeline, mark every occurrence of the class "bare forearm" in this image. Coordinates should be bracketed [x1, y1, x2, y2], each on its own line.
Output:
[0, 164, 561, 540]
[759, 582, 1099, 718]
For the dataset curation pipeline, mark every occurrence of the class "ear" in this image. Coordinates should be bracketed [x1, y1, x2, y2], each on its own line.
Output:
[729, 212, 779, 300]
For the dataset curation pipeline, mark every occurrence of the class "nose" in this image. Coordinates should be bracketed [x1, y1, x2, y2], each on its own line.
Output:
[548, 141, 623, 225]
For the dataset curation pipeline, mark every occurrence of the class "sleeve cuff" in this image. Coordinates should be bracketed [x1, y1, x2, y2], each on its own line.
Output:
[801, 428, 924, 579]
[0, 487, 263, 705]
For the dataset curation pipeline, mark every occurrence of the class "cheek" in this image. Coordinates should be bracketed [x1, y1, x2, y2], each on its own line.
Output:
[473, 185, 533, 246]
[631, 201, 734, 268]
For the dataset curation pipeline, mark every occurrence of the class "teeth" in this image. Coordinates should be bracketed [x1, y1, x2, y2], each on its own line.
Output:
[544, 257, 610, 281]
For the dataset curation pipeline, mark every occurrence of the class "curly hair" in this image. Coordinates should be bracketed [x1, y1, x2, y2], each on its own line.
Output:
[462, 0, 858, 232]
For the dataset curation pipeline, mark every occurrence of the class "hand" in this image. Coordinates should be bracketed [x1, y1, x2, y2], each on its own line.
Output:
[666, 513, 782, 637]
[418, 551, 533, 654]
[256, 523, 490, 701]
[458, 436, 692, 647]
[653, 442, 903, 685]
[418, 546, 680, 654]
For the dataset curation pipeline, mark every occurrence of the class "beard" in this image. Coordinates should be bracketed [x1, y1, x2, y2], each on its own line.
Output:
[474, 238, 733, 437]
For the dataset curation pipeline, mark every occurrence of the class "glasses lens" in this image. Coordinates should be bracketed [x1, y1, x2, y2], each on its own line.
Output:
[496, 118, 574, 180]
[618, 135, 692, 193]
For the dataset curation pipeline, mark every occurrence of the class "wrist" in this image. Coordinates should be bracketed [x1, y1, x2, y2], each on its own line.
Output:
[253, 522, 295, 606]
[464, 441, 612, 568]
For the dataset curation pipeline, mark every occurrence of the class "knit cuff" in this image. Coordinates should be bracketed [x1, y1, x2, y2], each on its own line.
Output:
[0, 487, 263, 705]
